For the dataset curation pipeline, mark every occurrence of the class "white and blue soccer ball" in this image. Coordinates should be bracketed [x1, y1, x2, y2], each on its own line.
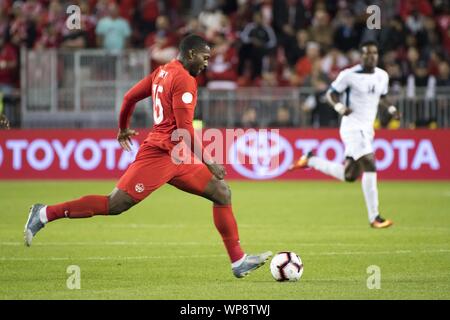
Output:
[270, 251, 304, 282]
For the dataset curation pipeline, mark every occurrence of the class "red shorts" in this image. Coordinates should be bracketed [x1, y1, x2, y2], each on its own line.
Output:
[117, 142, 213, 201]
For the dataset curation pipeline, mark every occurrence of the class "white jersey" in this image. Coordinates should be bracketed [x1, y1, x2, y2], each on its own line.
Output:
[330, 64, 389, 133]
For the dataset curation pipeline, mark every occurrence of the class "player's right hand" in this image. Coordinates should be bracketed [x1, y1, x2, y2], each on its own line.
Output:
[334, 102, 352, 116]
[206, 162, 227, 180]
[117, 128, 139, 152]
[343, 108, 352, 116]
[0, 114, 10, 129]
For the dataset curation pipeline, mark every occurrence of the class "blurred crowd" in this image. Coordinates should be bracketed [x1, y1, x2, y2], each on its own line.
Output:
[0, 0, 450, 129]
[1, 0, 450, 90]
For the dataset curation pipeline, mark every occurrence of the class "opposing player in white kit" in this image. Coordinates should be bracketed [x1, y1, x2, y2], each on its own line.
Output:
[290, 41, 400, 228]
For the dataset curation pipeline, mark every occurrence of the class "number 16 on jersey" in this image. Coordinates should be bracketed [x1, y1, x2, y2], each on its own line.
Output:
[152, 84, 164, 124]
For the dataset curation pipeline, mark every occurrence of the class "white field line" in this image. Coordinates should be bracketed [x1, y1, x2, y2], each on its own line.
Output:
[1, 241, 213, 246]
[1, 249, 449, 262]
[4, 224, 449, 232]
[1, 241, 450, 247]
[0, 254, 227, 261]
[106, 224, 450, 231]
[2, 241, 450, 247]
[108, 224, 186, 229]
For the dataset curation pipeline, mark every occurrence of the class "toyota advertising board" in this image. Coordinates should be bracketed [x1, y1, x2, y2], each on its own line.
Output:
[0, 129, 449, 180]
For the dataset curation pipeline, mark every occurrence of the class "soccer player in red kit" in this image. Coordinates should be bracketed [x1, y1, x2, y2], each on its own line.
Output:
[24, 34, 272, 278]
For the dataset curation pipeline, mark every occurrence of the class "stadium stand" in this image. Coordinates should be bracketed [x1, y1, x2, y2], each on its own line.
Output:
[0, 0, 449, 128]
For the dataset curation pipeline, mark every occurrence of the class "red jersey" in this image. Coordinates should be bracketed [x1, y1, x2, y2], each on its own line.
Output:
[148, 59, 197, 145]
[119, 59, 209, 160]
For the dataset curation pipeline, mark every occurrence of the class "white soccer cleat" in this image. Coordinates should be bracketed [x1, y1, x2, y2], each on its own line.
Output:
[232, 251, 272, 278]
[24, 204, 46, 247]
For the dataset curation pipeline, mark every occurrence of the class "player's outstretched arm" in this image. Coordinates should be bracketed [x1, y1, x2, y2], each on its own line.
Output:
[116, 74, 153, 151]
[326, 89, 352, 116]
[118, 74, 153, 130]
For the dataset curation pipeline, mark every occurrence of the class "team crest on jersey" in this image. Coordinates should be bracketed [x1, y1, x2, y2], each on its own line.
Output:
[182, 92, 193, 104]
[368, 85, 376, 94]
[135, 183, 145, 193]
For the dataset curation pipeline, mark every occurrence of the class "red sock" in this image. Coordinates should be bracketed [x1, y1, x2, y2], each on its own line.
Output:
[213, 204, 245, 263]
[46, 195, 109, 222]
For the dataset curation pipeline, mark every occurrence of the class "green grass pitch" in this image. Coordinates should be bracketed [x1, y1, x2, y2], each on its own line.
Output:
[1, 180, 449, 300]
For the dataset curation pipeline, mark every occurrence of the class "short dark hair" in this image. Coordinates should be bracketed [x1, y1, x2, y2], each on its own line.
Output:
[360, 40, 378, 52]
[179, 34, 209, 56]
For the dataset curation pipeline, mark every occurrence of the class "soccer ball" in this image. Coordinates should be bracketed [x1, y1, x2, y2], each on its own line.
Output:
[270, 251, 304, 282]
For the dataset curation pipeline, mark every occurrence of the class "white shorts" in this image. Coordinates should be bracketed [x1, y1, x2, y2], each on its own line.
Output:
[340, 130, 374, 161]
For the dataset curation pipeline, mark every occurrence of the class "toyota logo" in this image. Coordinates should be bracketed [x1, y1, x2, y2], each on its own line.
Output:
[229, 130, 293, 180]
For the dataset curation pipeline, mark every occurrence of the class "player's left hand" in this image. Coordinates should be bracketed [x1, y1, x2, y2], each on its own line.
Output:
[387, 105, 401, 120]
[0, 114, 10, 129]
[206, 162, 227, 180]
[117, 128, 139, 151]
